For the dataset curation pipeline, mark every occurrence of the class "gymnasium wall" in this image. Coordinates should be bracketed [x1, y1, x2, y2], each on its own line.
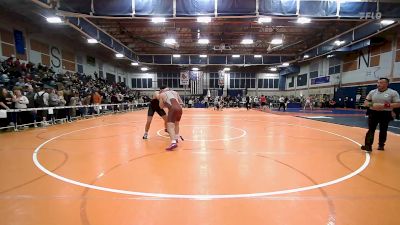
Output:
[0, 15, 132, 85]
[285, 33, 400, 97]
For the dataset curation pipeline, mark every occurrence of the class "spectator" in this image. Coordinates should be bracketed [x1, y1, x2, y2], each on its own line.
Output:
[13, 88, 29, 127]
[25, 85, 38, 127]
[188, 98, 193, 108]
[34, 85, 50, 126]
[278, 96, 286, 112]
[69, 91, 79, 121]
[0, 87, 13, 127]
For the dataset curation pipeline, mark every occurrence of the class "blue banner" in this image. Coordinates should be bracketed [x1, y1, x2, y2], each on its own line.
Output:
[13, 30, 25, 55]
[59, 0, 91, 14]
[94, 0, 133, 16]
[52, 0, 400, 18]
[300, 0, 337, 17]
[218, 0, 256, 16]
[135, 0, 173, 16]
[311, 76, 330, 85]
[259, 0, 297, 16]
[176, 0, 214, 16]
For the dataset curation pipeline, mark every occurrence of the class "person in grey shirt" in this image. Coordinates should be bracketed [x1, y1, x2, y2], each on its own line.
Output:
[361, 78, 400, 152]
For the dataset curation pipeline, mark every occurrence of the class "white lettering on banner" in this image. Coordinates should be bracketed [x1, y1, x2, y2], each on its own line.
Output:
[48, 108, 54, 115]
[360, 11, 382, 20]
[50, 46, 62, 73]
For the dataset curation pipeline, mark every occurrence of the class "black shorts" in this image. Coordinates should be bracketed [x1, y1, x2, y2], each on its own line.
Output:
[261, 102, 266, 106]
[147, 105, 166, 117]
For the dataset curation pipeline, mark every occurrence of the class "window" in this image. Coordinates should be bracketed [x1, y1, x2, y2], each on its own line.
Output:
[131, 79, 136, 88]
[263, 79, 268, 88]
[328, 65, 341, 75]
[131, 78, 152, 89]
[257, 78, 280, 89]
[288, 77, 294, 88]
[229, 72, 256, 89]
[258, 79, 263, 88]
[274, 79, 279, 88]
[310, 71, 318, 78]
[250, 79, 255, 88]
[297, 74, 307, 86]
[209, 72, 220, 88]
[310, 61, 319, 78]
[328, 58, 341, 75]
[267, 79, 272, 88]
[157, 72, 181, 88]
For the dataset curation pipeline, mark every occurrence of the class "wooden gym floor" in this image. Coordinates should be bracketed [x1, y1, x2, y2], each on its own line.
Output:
[1, 108, 400, 225]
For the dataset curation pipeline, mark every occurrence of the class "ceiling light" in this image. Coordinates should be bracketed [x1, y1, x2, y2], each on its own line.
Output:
[198, 39, 210, 44]
[297, 17, 311, 24]
[334, 40, 346, 46]
[327, 54, 335, 58]
[87, 38, 98, 44]
[269, 67, 277, 71]
[197, 17, 211, 23]
[232, 55, 240, 58]
[271, 38, 283, 45]
[173, 54, 181, 58]
[115, 53, 124, 58]
[141, 67, 149, 71]
[131, 62, 139, 66]
[164, 38, 176, 45]
[46, 17, 62, 23]
[192, 67, 199, 71]
[241, 39, 254, 44]
[199, 54, 207, 58]
[223, 67, 230, 71]
[282, 62, 290, 67]
[254, 55, 262, 58]
[151, 17, 166, 23]
[381, 20, 395, 25]
[303, 55, 310, 59]
[258, 17, 272, 23]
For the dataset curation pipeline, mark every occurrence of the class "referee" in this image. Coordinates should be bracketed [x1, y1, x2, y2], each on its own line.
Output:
[361, 78, 400, 152]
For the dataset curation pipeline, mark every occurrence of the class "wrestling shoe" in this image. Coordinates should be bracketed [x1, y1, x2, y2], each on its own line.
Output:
[166, 143, 178, 151]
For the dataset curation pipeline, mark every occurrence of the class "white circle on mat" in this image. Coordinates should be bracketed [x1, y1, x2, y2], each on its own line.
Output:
[32, 122, 370, 199]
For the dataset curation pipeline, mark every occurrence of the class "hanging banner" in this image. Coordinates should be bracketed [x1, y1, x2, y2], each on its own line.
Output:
[180, 71, 189, 86]
[311, 76, 330, 85]
[14, 30, 25, 55]
[218, 70, 226, 86]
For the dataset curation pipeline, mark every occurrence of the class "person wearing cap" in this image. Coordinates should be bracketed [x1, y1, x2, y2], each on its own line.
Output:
[361, 78, 400, 152]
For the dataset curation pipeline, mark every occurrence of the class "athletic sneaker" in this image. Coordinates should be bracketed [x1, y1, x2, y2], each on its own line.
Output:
[377, 145, 385, 151]
[166, 143, 178, 151]
[143, 133, 148, 139]
[361, 145, 372, 152]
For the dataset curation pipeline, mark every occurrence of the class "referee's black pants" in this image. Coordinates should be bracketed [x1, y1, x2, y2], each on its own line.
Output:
[278, 103, 286, 111]
[364, 110, 392, 147]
